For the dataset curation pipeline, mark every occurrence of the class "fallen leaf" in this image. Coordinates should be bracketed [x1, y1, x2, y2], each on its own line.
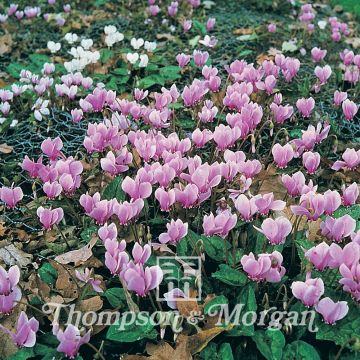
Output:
[0, 34, 12, 55]
[345, 37, 360, 49]
[177, 325, 230, 354]
[54, 236, 97, 266]
[0, 144, 13, 154]
[79, 296, 103, 312]
[233, 28, 254, 35]
[0, 244, 33, 267]
[256, 53, 274, 65]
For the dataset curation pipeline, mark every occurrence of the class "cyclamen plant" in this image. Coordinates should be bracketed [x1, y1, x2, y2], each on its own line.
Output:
[0, 0, 360, 359]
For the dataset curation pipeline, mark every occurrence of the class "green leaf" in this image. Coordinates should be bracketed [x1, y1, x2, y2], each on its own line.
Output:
[237, 34, 258, 41]
[106, 313, 158, 342]
[111, 67, 129, 76]
[252, 329, 285, 360]
[104, 288, 127, 308]
[159, 65, 181, 81]
[239, 49, 253, 57]
[29, 54, 51, 67]
[193, 20, 207, 35]
[227, 283, 257, 337]
[8, 348, 34, 360]
[282, 340, 320, 360]
[189, 35, 201, 47]
[212, 264, 247, 286]
[38, 262, 58, 286]
[80, 225, 98, 241]
[138, 75, 165, 89]
[282, 41, 298, 53]
[204, 295, 228, 315]
[102, 176, 126, 202]
[100, 49, 114, 63]
[200, 342, 234, 360]
[203, 236, 229, 262]
[218, 343, 234, 360]
[6, 63, 24, 78]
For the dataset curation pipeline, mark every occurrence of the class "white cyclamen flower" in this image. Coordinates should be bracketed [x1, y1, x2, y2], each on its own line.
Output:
[64, 33, 78, 44]
[130, 38, 144, 50]
[47, 41, 61, 53]
[126, 52, 139, 64]
[104, 25, 117, 35]
[139, 54, 149, 68]
[32, 99, 50, 121]
[144, 41, 156, 52]
[81, 38, 93, 50]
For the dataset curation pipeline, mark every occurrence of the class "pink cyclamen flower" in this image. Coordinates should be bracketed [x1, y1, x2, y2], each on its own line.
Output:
[254, 216, 292, 245]
[182, 19, 192, 32]
[155, 188, 176, 211]
[36, 206, 64, 230]
[302, 151, 320, 174]
[122, 264, 163, 297]
[104, 238, 128, 275]
[328, 242, 360, 269]
[323, 190, 341, 215]
[296, 97, 315, 118]
[256, 75, 277, 94]
[272, 143, 294, 168]
[213, 124, 241, 150]
[291, 277, 324, 307]
[267, 23, 276, 32]
[41, 137, 63, 160]
[281, 171, 306, 197]
[132, 243, 151, 265]
[206, 18, 216, 31]
[163, 288, 186, 309]
[311, 47, 327, 62]
[0, 186, 23, 208]
[241, 251, 285, 283]
[176, 53, 191, 68]
[121, 176, 152, 200]
[315, 297, 348, 324]
[305, 242, 331, 271]
[254, 193, 285, 215]
[332, 148, 360, 171]
[98, 222, 117, 242]
[0, 311, 39, 348]
[71, 108, 83, 123]
[321, 215, 356, 242]
[54, 324, 91, 359]
[75, 268, 103, 293]
[203, 211, 237, 238]
[333, 90, 347, 106]
[192, 128, 213, 148]
[342, 99, 358, 121]
[174, 184, 199, 208]
[234, 194, 257, 221]
[339, 263, 360, 301]
[0, 265, 21, 315]
[0, 265, 20, 296]
[159, 219, 188, 244]
[342, 182, 359, 206]
[193, 50, 209, 67]
[43, 181, 62, 199]
[314, 65, 331, 85]
[101, 150, 132, 176]
[291, 191, 325, 220]
[270, 103, 293, 124]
